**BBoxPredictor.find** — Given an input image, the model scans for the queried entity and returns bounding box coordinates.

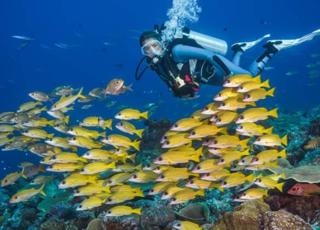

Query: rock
[103,216,140,230]
[86,218,105,230]
[40,218,65,230]
[262,210,312,230]
[213,199,269,230]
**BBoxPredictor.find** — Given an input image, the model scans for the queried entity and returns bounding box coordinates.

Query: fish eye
[61,181,66,184]
[118,113,121,116]
[107,198,112,202]
[221,103,225,106]
[245,94,250,98]
[145,163,150,168]
[13,196,18,200]
[176,223,181,227]
[217,119,221,122]
[225,80,230,84]
[213,140,217,144]
[218,93,221,97]
[205,173,210,176]
[204,106,208,110]
[256,138,261,141]
[164,192,168,195]
[222,181,227,185]
[4,179,7,183]
[196,166,201,170]
[107,211,111,214]
[239,126,243,129]
[75,189,79,193]
[256,178,261,182]
[189,179,194,184]
[191,131,196,135]
[234,195,239,199]
[172,198,176,201]
[242,192,246,196]
[79,205,82,208]
[160,175,164,179]
[239,86,243,89]
[174,124,178,128]
[132,174,137,179]
[239,115,244,120]
[165,141,170,145]
[220,159,225,163]
[51,156,56,159]
[119,122,123,126]
[150,189,154,192]
[252,157,258,162]
[240,159,245,163]
[158,157,163,161]
[163,136,168,140]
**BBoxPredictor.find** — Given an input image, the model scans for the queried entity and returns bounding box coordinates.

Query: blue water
[0,0,320,175]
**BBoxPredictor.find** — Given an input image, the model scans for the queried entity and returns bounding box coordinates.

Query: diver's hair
[139,31,161,46]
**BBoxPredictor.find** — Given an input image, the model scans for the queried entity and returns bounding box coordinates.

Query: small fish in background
[54,43,71,49]
[285,71,298,76]
[310,53,320,58]
[306,62,320,68]
[264,66,275,71]
[52,85,75,97]
[11,35,34,41]
[28,91,50,102]
[103,41,112,46]
[88,87,105,99]
[105,78,133,95]
[81,104,93,110]
[288,183,320,196]
[106,100,117,108]
[172,220,202,230]
[308,70,320,79]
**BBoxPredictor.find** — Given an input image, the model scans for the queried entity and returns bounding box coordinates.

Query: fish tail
[133,208,142,215]
[109,162,116,169]
[48,133,54,139]
[135,189,144,197]
[103,119,113,130]
[64,116,70,125]
[240,138,250,149]
[279,149,287,158]
[219,127,228,135]
[265,127,273,134]
[131,140,141,151]
[268,108,278,118]
[77,87,86,99]
[275,182,285,192]
[39,184,46,196]
[261,79,270,88]
[253,75,261,82]
[281,135,288,146]
[135,129,144,138]
[141,111,149,120]
[126,83,134,92]
[197,189,205,196]
[267,87,275,97]
[79,157,88,163]
[247,101,256,107]
[245,174,255,182]
[242,148,250,156]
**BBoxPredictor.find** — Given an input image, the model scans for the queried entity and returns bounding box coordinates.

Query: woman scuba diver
[136,25,320,98]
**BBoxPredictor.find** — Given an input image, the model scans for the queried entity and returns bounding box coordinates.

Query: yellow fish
[73,181,110,196]
[104,172,132,186]
[128,170,158,183]
[254,175,285,191]
[201,103,219,115]
[82,149,114,161]
[235,188,268,202]
[0,125,15,132]
[22,129,53,139]
[1,171,22,187]
[68,136,103,149]
[236,107,278,123]
[170,189,204,205]
[45,137,76,150]
[156,167,196,182]
[214,87,239,101]
[115,108,148,120]
[76,195,107,211]
[223,74,261,88]
[161,185,185,200]
[10,184,46,203]
[23,118,55,128]
[191,110,211,120]
[217,149,250,165]
[80,116,112,130]
[49,152,87,164]
[200,169,230,181]
[47,110,70,124]
[218,96,256,111]
[205,135,249,149]
[148,182,175,195]
[185,178,212,190]
[253,134,288,147]
[154,147,202,165]
[106,189,144,204]
[236,123,273,137]
[171,118,203,132]
[67,126,106,139]
[47,163,84,172]
[161,133,192,148]
[50,87,86,111]
[173,220,202,230]
[18,101,42,112]
[243,87,275,102]
[237,79,270,93]
[188,123,226,139]
[102,134,140,151]
[59,173,98,189]
[251,149,287,165]
[221,172,255,188]
[115,121,144,138]
[192,159,222,173]
[105,205,141,217]
[80,161,116,175]
[210,111,238,126]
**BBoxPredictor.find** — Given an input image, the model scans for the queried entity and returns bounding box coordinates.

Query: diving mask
[141,39,164,57]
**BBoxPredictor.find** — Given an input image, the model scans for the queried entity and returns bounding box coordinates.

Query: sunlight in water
[161,0,202,45]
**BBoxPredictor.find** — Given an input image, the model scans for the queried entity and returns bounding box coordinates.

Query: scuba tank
[181,27,228,55]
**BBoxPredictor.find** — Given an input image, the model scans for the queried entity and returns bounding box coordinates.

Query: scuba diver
[136,26,320,98]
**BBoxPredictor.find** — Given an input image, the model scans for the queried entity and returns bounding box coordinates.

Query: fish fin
[39,165,46,173]
[253,75,261,82]
[239,138,250,149]
[281,135,288,146]
[64,116,70,125]
[135,129,144,138]
[261,79,270,88]
[265,127,273,134]
[268,108,278,118]
[141,111,149,120]
[135,189,144,197]
[48,134,54,139]
[275,182,285,192]
[245,174,255,182]
[77,87,86,99]
[21,173,27,179]
[242,148,250,156]
[133,208,142,215]
[79,157,88,163]
[197,189,205,196]
[109,162,116,169]
[131,140,141,151]
[247,101,256,107]
[103,119,113,130]
[39,184,46,196]
[125,83,133,92]
[219,127,228,135]
[267,87,275,97]
[279,149,287,158]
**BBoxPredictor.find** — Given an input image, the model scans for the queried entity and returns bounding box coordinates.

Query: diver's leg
[231,34,271,65]
[249,46,277,76]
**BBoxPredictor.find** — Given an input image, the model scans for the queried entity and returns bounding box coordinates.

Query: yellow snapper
[47,163,84,172]
[115,108,148,120]
[192,159,222,173]
[171,118,203,132]
[217,149,250,165]
[102,134,140,151]
[22,128,53,139]
[156,167,196,182]
[191,110,211,121]
[105,205,142,217]
[254,175,285,191]
[161,185,185,200]
[68,136,103,149]
[28,91,50,102]
[45,137,76,150]
[218,96,256,111]
[170,189,204,205]
[214,88,240,101]
[236,107,278,123]
[59,173,98,189]
[50,87,86,111]
[80,161,116,175]
[205,135,249,149]
[221,172,255,188]
[73,180,110,196]
[223,74,261,88]
[201,103,219,115]
[161,133,192,148]
[76,195,107,211]
[185,178,213,190]
[154,147,203,165]
[200,169,230,181]
[82,149,114,161]
[67,126,105,139]
[1,171,22,187]
[128,170,158,183]
[243,87,275,102]
[251,149,287,165]
[105,189,144,204]
[253,134,288,147]
[22,117,55,128]
[115,121,144,138]
[236,123,273,137]
[104,172,132,186]
[235,188,268,202]
[148,182,175,195]
[172,220,202,230]
[210,111,238,126]
[80,116,112,130]
[237,79,270,93]
[18,101,42,112]
[49,152,87,164]
[10,184,45,203]
[188,123,226,139]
